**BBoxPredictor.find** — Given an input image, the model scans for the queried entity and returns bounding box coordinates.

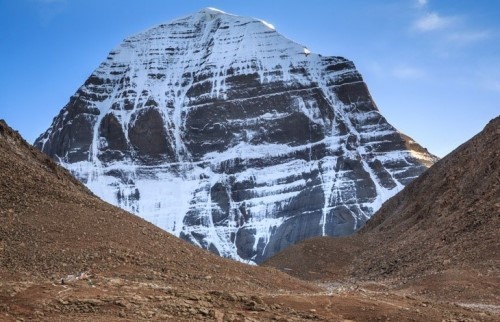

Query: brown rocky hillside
[356,116,499,279]
[264,117,499,318]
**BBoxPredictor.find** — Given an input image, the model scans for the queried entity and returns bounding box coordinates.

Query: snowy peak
[187,7,274,31]
[35,8,437,264]
[194,7,234,21]
[201,7,228,14]
[117,6,307,76]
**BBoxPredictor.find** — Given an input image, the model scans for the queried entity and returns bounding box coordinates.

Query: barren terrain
[1,117,498,321]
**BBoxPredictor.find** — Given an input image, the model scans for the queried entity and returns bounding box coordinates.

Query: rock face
[35,8,437,263]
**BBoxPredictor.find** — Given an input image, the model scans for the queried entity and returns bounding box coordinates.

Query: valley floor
[1,269,498,321]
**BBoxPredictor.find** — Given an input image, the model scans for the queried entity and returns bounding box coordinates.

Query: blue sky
[0,0,498,157]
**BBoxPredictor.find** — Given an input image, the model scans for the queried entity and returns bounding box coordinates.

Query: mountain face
[35,8,437,263]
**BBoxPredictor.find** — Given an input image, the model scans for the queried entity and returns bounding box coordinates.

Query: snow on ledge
[257,19,275,30]
[205,7,227,14]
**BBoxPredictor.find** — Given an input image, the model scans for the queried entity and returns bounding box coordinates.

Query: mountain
[264,117,499,284]
[34,7,437,263]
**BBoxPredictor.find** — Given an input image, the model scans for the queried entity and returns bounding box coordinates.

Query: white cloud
[446,30,491,45]
[412,9,491,50]
[392,66,426,80]
[416,0,428,7]
[413,12,456,32]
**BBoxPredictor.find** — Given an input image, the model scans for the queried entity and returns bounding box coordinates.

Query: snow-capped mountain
[35,8,437,263]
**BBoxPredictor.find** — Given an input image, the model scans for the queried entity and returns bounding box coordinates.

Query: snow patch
[257,19,275,30]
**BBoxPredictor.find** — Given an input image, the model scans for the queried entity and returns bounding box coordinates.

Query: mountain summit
[35,8,437,263]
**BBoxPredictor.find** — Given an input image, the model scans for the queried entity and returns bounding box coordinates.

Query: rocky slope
[264,117,500,316]
[355,116,499,279]
[35,8,437,263]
